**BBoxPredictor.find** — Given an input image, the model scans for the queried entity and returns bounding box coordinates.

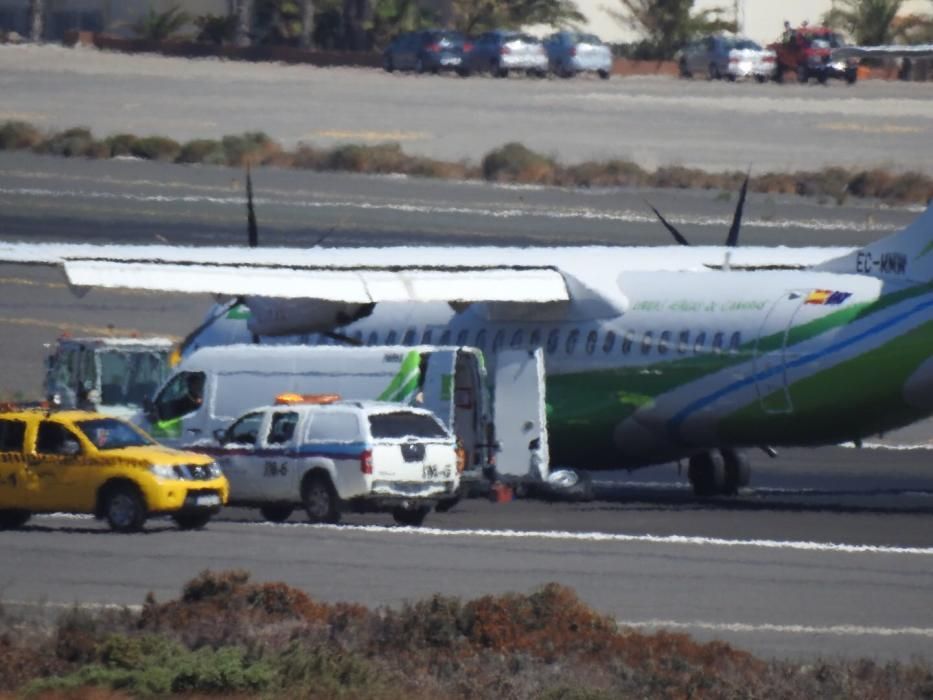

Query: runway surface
[1,43,932,174]
[2,51,933,665]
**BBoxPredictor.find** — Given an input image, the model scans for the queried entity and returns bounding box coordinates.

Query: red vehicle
[769,26,858,84]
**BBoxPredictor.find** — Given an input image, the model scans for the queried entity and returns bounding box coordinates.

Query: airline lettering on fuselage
[634,300,769,313]
[856,250,907,276]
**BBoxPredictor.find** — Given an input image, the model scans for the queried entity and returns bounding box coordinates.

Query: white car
[201,398,461,526]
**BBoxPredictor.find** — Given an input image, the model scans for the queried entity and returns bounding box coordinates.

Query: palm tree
[822,0,912,45]
[608,0,735,60]
[132,5,192,41]
[300,0,314,48]
[235,0,253,46]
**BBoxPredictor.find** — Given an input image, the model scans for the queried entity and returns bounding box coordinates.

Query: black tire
[494,60,507,78]
[173,511,212,530]
[392,506,429,527]
[817,71,828,85]
[0,509,30,530]
[302,474,340,524]
[845,68,857,85]
[545,469,594,502]
[457,66,471,77]
[260,504,294,523]
[383,55,395,73]
[774,65,785,83]
[687,452,726,498]
[679,59,691,79]
[415,57,425,74]
[103,484,146,533]
[708,63,720,80]
[796,65,809,83]
[755,74,767,84]
[598,69,610,80]
[721,449,751,496]
[434,496,460,513]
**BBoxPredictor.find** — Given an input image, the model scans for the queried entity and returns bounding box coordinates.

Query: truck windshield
[76,418,155,450]
[368,412,448,439]
[99,349,169,407]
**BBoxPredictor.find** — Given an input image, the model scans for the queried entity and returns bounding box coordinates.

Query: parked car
[0,406,228,532]
[769,26,858,84]
[197,397,462,527]
[462,30,548,77]
[677,34,776,82]
[383,30,469,74]
[544,31,612,79]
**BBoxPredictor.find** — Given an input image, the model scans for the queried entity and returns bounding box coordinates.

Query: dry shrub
[796,166,852,202]
[653,165,724,190]
[39,128,103,158]
[325,143,411,173]
[0,120,43,150]
[177,138,226,165]
[104,134,138,157]
[560,159,648,188]
[482,142,556,184]
[222,132,281,167]
[291,144,328,170]
[130,135,181,162]
[884,171,933,204]
[752,172,799,195]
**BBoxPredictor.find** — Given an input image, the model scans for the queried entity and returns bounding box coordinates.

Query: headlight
[206,462,224,479]
[150,464,182,480]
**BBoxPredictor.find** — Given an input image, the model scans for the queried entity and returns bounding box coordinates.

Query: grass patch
[0,570,931,699]
[0,120,930,205]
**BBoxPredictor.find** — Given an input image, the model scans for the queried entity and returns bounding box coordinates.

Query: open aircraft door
[493,348,549,481]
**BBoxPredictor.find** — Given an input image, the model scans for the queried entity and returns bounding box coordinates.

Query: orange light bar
[274,393,342,406]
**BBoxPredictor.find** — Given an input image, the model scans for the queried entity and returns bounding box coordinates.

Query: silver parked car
[462,30,548,78]
[677,34,776,82]
[544,31,612,79]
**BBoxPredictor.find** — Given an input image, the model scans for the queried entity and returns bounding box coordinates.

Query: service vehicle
[677,34,776,82]
[198,396,460,526]
[770,26,857,84]
[544,31,612,79]
[0,406,228,532]
[383,30,470,74]
[462,30,548,77]
[44,336,173,417]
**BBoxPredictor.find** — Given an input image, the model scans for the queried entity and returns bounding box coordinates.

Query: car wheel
[845,68,858,85]
[383,55,394,73]
[679,58,691,78]
[415,57,425,74]
[598,69,610,80]
[302,474,340,524]
[755,74,767,83]
[494,60,507,78]
[259,504,294,523]
[796,65,809,83]
[708,62,720,80]
[457,66,471,77]
[392,506,429,527]
[104,484,146,533]
[774,65,785,83]
[173,511,212,530]
[817,71,828,85]
[0,509,30,530]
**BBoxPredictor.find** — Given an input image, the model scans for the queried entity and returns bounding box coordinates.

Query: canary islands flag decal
[806,289,851,305]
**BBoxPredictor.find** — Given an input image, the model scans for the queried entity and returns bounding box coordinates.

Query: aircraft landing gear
[688,449,750,497]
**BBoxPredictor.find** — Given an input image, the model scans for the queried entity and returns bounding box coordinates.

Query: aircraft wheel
[720,449,751,495]
[687,451,726,497]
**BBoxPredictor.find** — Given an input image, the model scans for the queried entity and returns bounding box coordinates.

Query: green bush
[178,138,226,164]
[131,135,182,161]
[0,120,43,150]
[106,133,139,157]
[222,131,279,166]
[38,127,105,158]
[325,142,409,173]
[482,142,556,183]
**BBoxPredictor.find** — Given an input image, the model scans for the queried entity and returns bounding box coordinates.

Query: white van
[196,398,460,526]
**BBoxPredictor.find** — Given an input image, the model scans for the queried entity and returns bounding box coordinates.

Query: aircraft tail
[815,204,933,283]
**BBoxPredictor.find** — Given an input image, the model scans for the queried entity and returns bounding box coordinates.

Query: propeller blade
[725,173,750,247]
[246,166,258,248]
[647,202,690,246]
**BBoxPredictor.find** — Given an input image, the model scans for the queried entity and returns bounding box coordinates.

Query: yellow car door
[29,420,97,512]
[0,417,31,509]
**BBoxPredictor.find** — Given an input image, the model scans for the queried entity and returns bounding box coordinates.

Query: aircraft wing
[833,44,933,59]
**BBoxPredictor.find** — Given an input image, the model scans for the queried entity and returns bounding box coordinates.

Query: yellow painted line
[307,129,432,142]
[817,123,924,135]
[0,316,179,340]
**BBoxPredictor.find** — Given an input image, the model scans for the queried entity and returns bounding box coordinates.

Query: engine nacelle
[246,297,375,337]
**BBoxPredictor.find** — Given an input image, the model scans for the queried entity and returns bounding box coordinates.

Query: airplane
[2,176,932,497]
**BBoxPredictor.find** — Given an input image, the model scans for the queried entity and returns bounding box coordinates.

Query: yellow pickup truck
[0,407,228,532]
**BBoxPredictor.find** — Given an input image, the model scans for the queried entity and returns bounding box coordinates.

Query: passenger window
[475,329,487,350]
[440,329,452,345]
[492,330,505,353]
[36,422,82,456]
[712,332,725,354]
[529,329,542,348]
[566,329,579,355]
[694,332,707,354]
[421,329,433,345]
[621,330,635,354]
[546,329,560,354]
[385,330,398,345]
[585,330,597,355]
[641,331,654,354]
[0,419,26,451]
[658,331,671,355]
[267,411,298,445]
[729,331,742,354]
[510,329,524,348]
[602,331,616,354]
[225,412,264,446]
[153,371,206,422]
[456,329,469,346]
[305,411,361,443]
[367,331,379,346]
[402,329,416,346]
[678,330,690,354]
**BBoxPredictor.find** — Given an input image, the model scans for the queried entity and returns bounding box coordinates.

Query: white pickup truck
[198,397,461,526]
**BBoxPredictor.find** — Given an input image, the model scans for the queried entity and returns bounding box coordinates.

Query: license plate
[195,494,221,507]
[441,56,460,65]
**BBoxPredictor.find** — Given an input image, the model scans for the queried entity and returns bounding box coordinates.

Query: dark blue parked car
[383,30,470,74]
